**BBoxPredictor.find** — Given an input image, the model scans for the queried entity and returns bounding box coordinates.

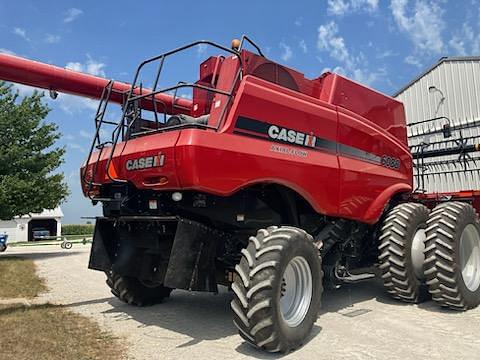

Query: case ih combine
[1,37,480,353]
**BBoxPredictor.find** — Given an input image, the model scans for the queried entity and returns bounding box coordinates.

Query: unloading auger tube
[0,53,192,115]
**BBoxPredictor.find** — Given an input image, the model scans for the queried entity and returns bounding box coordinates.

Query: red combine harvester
[1,37,480,353]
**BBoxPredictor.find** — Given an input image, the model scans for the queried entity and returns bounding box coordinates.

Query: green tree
[0,82,69,220]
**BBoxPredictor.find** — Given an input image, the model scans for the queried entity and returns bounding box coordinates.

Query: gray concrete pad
[3,245,480,359]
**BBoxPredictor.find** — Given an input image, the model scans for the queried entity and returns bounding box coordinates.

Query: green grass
[0,303,125,360]
[0,257,47,298]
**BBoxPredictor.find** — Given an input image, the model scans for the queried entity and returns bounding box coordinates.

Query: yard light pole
[428,85,446,116]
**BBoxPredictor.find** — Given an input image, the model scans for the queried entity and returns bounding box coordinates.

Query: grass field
[0,257,46,298]
[0,255,125,359]
[0,303,123,360]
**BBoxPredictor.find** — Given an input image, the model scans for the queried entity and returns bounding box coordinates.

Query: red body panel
[0,49,413,225]
[83,70,412,224]
[412,191,480,214]
[320,73,408,145]
[337,107,412,222]
[176,71,341,215]
[83,131,182,191]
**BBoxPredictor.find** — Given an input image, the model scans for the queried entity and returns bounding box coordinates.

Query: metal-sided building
[0,207,63,243]
[394,57,480,193]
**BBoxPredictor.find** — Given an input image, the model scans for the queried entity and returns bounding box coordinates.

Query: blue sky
[1,0,479,223]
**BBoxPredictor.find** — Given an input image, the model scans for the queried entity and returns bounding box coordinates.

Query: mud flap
[164,218,220,292]
[88,218,114,271]
[88,217,176,281]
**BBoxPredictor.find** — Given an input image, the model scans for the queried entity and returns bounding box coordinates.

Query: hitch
[334,265,376,284]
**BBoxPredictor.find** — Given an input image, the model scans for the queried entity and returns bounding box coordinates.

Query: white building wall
[56,219,62,239]
[0,207,63,243]
[0,220,19,243]
[0,219,29,243]
[395,59,480,193]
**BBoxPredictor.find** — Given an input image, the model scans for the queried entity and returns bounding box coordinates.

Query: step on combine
[1,36,479,353]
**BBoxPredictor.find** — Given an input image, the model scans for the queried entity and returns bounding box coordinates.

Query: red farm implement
[1,37,479,353]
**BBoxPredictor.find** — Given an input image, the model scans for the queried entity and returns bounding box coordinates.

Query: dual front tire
[424,202,480,309]
[379,201,480,310]
[378,202,430,303]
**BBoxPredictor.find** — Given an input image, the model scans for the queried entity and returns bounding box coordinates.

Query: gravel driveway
[6,244,480,360]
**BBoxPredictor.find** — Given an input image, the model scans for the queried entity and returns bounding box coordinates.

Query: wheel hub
[460,224,480,292]
[411,228,426,281]
[279,256,312,327]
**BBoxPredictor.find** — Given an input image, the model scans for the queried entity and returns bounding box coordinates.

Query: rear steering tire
[378,203,430,303]
[231,226,323,353]
[106,271,172,307]
[424,202,480,310]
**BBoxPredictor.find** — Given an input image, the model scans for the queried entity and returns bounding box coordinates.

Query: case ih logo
[125,154,165,171]
[267,125,317,148]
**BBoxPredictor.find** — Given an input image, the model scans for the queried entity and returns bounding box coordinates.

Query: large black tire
[378,203,430,303]
[231,226,323,353]
[424,202,480,310]
[316,219,351,256]
[0,243,6,252]
[316,219,353,289]
[106,271,172,307]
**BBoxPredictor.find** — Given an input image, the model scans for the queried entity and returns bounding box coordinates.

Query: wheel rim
[279,256,312,327]
[411,228,426,280]
[460,224,480,292]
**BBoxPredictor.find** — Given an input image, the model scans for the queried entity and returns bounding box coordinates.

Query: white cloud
[64,8,83,23]
[405,55,422,67]
[299,39,308,54]
[449,37,466,56]
[328,0,349,15]
[327,0,379,15]
[352,67,386,86]
[449,24,480,56]
[79,130,92,139]
[65,62,83,72]
[317,21,382,86]
[45,34,61,44]
[390,0,445,53]
[66,56,106,77]
[13,27,30,41]
[376,50,396,59]
[317,22,351,65]
[55,94,99,115]
[294,17,303,26]
[280,42,293,62]
[68,142,86,153]
[0,48,15,55]
[197,44,207,56]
